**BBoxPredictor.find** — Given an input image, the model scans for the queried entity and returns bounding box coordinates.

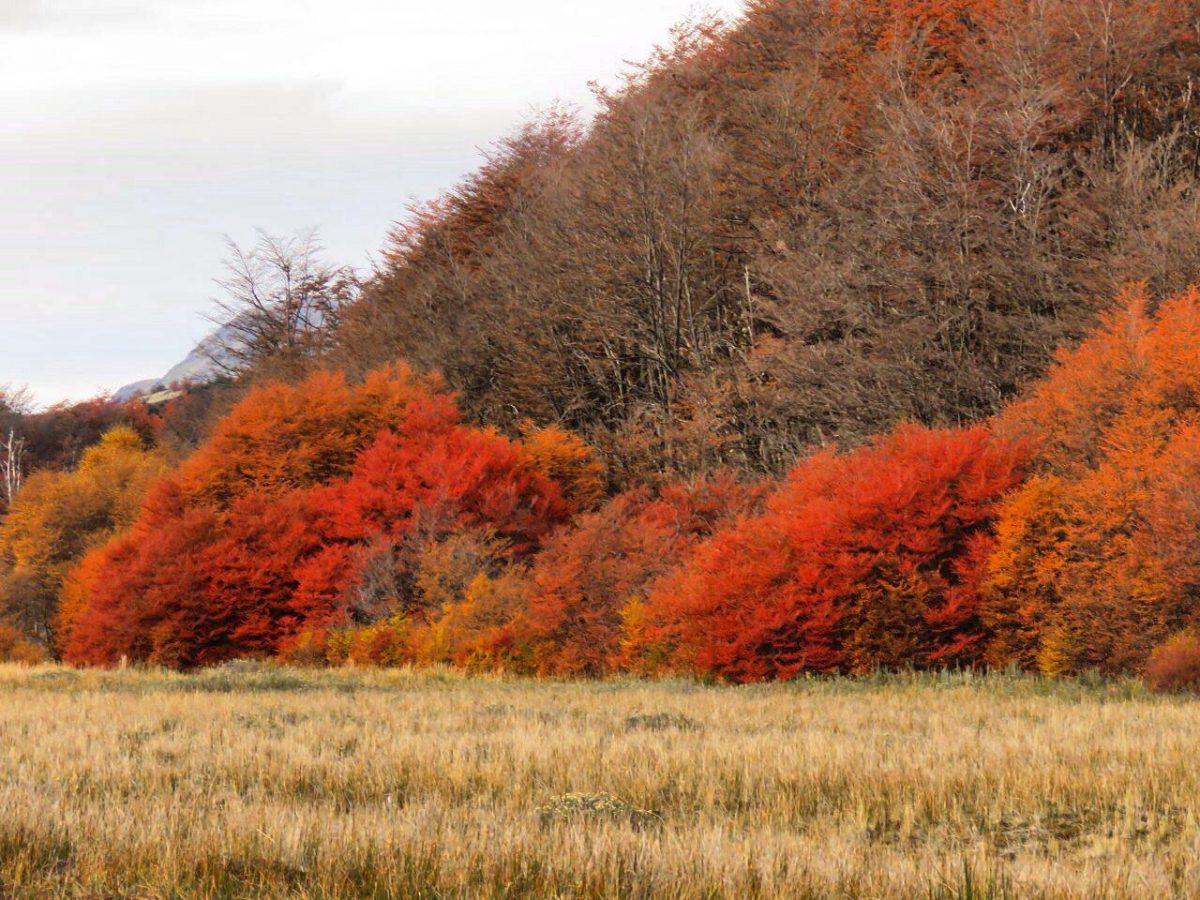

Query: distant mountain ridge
[114,324,241,401]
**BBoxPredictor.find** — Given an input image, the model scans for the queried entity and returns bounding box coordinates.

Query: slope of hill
[330,0,1200,480]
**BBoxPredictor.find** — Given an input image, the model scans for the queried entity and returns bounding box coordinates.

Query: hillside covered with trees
[6,0,1200,682]
[332,0,1200,479]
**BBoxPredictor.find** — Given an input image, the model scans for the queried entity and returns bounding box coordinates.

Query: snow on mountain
[114,323,243,402]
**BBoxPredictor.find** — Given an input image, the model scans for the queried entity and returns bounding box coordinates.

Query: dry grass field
[0,664,1198,898]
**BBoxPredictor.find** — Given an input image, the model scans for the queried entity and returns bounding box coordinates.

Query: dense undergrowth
[8,0,1200,683]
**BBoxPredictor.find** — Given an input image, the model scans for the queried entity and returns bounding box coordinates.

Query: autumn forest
[7,0,1200,686]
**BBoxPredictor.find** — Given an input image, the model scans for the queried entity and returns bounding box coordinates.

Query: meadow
[0,664,1197,898]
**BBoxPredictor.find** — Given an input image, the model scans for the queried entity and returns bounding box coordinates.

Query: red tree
[62,370,574,669]
[520,474,764,676]
[646,425,1029,681]
[289,426,573,627]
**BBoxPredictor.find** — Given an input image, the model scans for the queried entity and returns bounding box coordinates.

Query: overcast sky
[2,0,744,406]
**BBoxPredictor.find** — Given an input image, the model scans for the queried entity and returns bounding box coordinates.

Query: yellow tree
[518,423,606,514]
[0,427,168,648]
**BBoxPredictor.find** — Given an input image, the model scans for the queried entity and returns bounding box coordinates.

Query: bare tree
[330,0,1200,479]
[208,230,359,376]
[0,387,32,509]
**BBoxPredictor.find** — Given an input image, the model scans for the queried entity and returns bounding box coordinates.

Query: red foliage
[646,425,1029,681]
[62,370,573,668]
[62,482,221,668]
[312,427,569,552]
[289,427,572,623]
[520,474,764,676]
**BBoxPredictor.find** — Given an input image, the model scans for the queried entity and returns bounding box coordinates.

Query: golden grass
[0,663,1197,898]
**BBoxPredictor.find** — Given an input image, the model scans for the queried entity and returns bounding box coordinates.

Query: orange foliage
[831,0,998,79]
[518,423,606,513]
[986,287,1200,674]
[52,283,1200,679]
[1,426,168,649]
[58,288,1200,680]
[418,568,533,670]
[978,475,1070,669]
[22,4,1200,684]
[55,546,113,657]
[0,623,46,665]
[276,628,333,667]
[1144,631,1200,693]
[176,364,454,507]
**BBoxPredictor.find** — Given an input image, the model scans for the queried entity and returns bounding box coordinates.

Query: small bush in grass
[624,711,699,732]
[536,792,662,829]
[0,625,46,665]
[210,659,267,675]
[1145,632,1200,693]
[188,659,310,693]
[277,629,332,667]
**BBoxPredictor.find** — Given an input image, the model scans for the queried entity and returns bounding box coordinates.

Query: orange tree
[984,287,1200,674]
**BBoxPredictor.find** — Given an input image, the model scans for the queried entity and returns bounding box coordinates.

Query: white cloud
[0,0,170,32]
[0,0,745,404]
